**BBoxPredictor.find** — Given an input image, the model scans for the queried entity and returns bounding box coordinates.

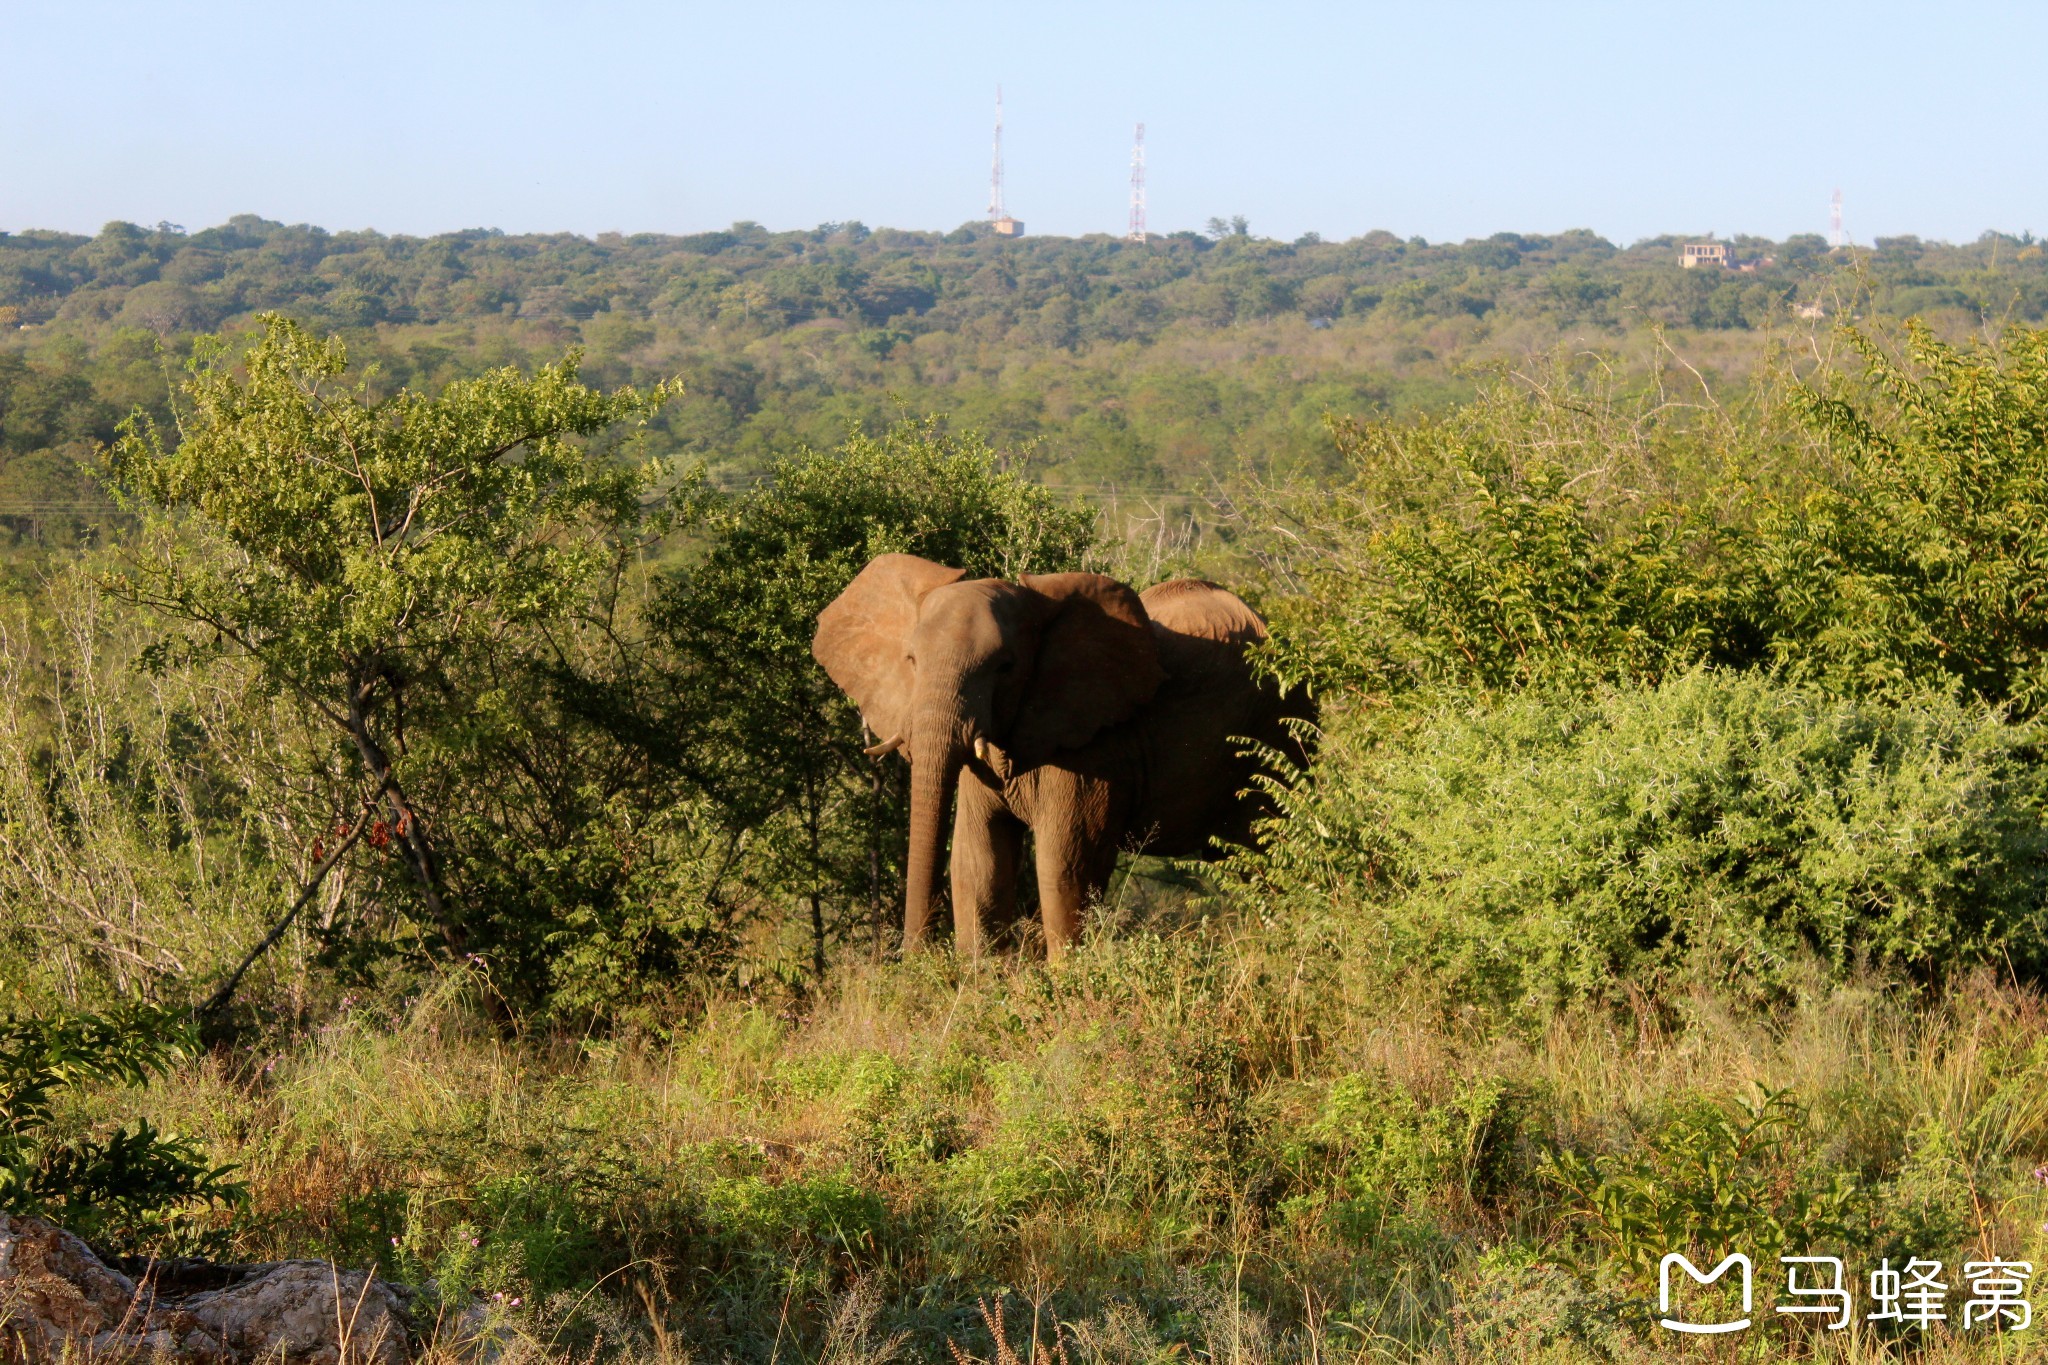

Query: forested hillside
[4,216,2044,526]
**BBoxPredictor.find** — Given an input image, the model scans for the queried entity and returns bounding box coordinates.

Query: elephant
[812,553,1314,958]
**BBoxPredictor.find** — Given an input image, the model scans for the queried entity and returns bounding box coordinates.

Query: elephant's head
[813,554,1165,947]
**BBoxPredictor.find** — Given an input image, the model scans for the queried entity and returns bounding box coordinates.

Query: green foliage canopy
[1267,323,2048,721]
[1240,671,2048,1013]
[1247,323,2048,1012]
[1759,322,2048,710]
[108,315,672,954]
[1264,404,1758,698]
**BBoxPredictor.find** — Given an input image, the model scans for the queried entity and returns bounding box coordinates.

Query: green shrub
[1274,1070,1528,1265]
[704,1172,893,1271]
[1759,322,2048,713]
[1313,1073,1525,1214]
[1239,671,2048,1011]
[1544,1088,1865,1277]
[1264,323,2048,722]
[841,1051,971,1172]
[1263,400,1755,700]
[0,1000,243,1253]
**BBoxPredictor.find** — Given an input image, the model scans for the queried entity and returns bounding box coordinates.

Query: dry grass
[58,918,2044,1363]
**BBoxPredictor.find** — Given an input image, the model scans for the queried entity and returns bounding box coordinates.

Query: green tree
[108,316,671,961]
[1260,380,1761,701]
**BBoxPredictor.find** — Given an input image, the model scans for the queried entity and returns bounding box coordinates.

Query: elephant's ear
[813,554,965,742]
[1009,572,1165,769]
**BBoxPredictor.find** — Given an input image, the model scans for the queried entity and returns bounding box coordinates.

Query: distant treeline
[0,215,2043,534]
[8,215,2046,339]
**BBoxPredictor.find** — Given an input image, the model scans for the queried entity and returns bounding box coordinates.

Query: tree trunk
[345,687,462,951]
[805,770,826,980]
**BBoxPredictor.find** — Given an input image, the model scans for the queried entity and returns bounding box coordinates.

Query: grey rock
[0,1214,409,1363]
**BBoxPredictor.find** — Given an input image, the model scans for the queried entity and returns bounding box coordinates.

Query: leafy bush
[1254,350,1788,704]
[1263,410,1756,699]
[0,563,286,1010]
[1267,323,2048,731]
[1758,322,2048,712]
[704,1173,892,1270]
[1239,670,2048,1011]
[109,316,685,1015]
[1544,1088,1865,1276]
[0,1000,243,1252]
[1280,1072,1528,1247]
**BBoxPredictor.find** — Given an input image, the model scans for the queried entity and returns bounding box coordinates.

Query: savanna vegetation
[2,215,2048,1363]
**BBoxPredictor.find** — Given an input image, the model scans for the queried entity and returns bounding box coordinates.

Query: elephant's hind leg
[951,773,1023,958]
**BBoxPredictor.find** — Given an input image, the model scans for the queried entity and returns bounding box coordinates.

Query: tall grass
[72,917,2048,1363]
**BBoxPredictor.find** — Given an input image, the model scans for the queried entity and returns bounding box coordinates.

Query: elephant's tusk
[975,737,1013,780]
[863,734,905,758]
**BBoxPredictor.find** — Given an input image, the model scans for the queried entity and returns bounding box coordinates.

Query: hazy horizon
[2,213,2017,252]
[8,0,2044,246]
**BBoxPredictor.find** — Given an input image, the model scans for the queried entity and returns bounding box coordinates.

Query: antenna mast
[1830,188,1845,248]
[1127,122,1147,242]
[989,87,1005,221]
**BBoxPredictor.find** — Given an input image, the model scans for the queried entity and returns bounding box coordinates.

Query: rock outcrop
[0,1214,410,1364]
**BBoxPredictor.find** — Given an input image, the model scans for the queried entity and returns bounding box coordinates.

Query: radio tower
[986,88,1023,235]
[1830,188,1845,249]
[989,87,1005,222]
[1127,122,1148,242]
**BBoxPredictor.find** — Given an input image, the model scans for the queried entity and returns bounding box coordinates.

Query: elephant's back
[1139,580,1266,694]
[1128,580,1296,857]
[1140,579,1266,650]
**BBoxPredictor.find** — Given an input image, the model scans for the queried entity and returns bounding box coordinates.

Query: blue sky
[6,0,2042,245]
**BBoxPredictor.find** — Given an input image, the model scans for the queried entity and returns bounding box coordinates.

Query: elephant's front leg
[1029,769,1124,960]
[950,771,1023,958]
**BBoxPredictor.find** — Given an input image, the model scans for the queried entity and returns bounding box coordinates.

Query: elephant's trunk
[902,713,968,951]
